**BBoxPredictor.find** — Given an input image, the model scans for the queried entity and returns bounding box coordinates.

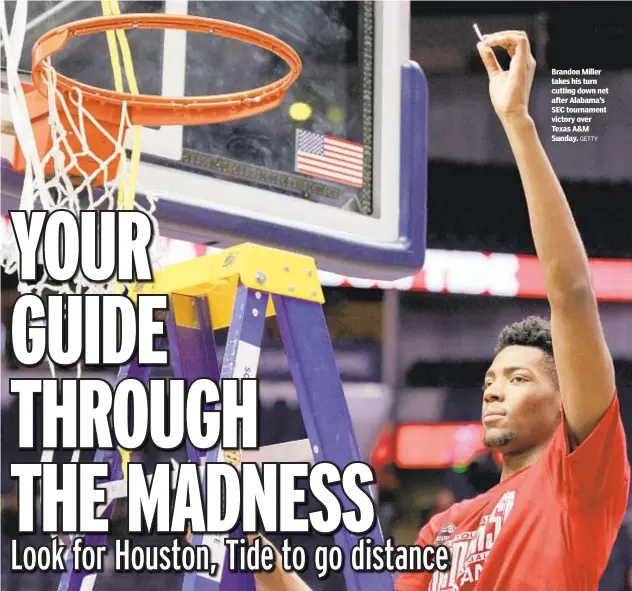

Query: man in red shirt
[395,29,630,591]
[252,30,630,591]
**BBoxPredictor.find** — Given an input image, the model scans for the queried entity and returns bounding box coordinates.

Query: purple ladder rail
[273,294,395,591]
[58,358,153,591]
[183,285,267,591]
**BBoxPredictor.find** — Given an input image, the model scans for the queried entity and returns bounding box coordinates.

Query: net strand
[1,0,166,520]
[1,1,165,301]
[0,0,53,212]
[102,0,144,476]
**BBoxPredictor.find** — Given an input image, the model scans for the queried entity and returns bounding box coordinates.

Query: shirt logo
[435,523,456,546]
[430,491,515,591]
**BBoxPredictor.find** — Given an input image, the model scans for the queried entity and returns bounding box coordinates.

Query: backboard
[0,0,427,279]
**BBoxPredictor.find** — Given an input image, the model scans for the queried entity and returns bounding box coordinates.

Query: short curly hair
[496,315,553,357]
[495,316,557,384]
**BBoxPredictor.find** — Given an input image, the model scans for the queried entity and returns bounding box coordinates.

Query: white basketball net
[1,0,167,539]
[0,0,166,301]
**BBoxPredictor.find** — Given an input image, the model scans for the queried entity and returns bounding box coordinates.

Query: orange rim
[31,13,302,126]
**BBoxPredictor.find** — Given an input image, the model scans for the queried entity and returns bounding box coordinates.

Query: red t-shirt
[396,395,630,591]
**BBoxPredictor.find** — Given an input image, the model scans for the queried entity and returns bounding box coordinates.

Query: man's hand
[477,31,536,124]
[248,535,312,591]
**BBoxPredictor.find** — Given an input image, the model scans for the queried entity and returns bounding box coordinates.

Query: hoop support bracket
[129,242,325,330]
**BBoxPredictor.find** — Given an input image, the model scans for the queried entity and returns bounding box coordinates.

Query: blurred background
[2,1,632,590]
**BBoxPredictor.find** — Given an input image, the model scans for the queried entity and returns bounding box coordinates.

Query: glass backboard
[1,0,427,278]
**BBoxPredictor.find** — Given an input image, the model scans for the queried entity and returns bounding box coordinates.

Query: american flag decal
[295,129,364,188]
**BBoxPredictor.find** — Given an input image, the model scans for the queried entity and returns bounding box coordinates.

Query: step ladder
[59,242,395,591]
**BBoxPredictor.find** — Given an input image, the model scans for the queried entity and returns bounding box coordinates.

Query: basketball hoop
[1,8,302,300]
[12,13,302,187]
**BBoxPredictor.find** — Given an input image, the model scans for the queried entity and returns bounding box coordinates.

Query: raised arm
[477,31,615,445]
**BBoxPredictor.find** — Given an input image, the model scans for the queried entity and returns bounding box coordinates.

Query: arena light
[288,102,312,121]
[327,105,344,124]
[393,423,486,470]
